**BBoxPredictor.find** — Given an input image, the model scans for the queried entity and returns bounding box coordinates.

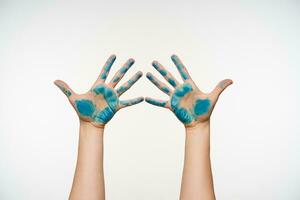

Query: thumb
[54,80,75,98]
[211,79,233,100]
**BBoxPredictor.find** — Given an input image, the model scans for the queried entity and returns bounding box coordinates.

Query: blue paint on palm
[194,99,210,116]
[174,107,193,124]
[94,107,114,123]
[170,83,193,124]
[93,85,119,112]
[171,83,211,124]
[74,85,118,124]
[75,99,95,117]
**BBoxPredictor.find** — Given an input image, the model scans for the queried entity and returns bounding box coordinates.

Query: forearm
[69,121,105,200]
[180,122,215,200]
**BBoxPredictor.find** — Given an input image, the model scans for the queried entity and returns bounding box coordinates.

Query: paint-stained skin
[145,98,167,107]
[120,97,144,107]
[116,71,142,95]
[161,87,170,94]
[152,61,178,87]
[146,72,171,95]
[170,83,211,124]
[171,55,189,80]
[100,55,116,80]
[194,99,211,116]
[54,55,144,127]
[57,84,72,97]
[111,59,135,84]
[146,55,232,126]
[75,99,95,117]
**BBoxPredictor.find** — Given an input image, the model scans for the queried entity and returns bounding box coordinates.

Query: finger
[54,80,75,97]
[145,97,168,108]
[211,79,233,100]
[109,58,135,87]
[171,54,191,81]
[99,54,116,82]
[146,72,172,95]
[119,97,144,109]
[116,71,143,96]
[152,61,180,88]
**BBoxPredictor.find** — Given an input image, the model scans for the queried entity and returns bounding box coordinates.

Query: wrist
[79,120,105,134]
[185,121,210,132]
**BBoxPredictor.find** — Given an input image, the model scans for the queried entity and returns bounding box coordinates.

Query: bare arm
[180,122,214,200]
[54,55,143,200]
[145,55,232,200]
[69,121,105,200]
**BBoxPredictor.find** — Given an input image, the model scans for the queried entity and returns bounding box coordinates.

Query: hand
[145,55,232,127]
[54,55,144,128]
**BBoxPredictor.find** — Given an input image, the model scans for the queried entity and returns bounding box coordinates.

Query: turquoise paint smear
[117,86,126,94]
[171,55,189,80]
[171,96,180,108]
[152,62,167,76]
[93,85,105,94]
[92,85,119,111]
[146,73,154,81]
[100,72,108,79]
[174,107,193,124]
[58,85,72,97]
[168,78,177,87]
[122,97,144,107]
[94,107,114,123]
[128,79,134,85]
[75,99,95,117]
[145,98,166,107]
[101,55,116,79]
[173,83,192,97]
[103,88,119,111]
[120,67,129,73]
[113,76,121,83]
[170,83,195,124]
[162,87,170,94]
[193,98,211,116]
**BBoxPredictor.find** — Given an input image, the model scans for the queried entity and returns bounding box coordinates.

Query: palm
[55,55,143,128]
[146,55,232,127]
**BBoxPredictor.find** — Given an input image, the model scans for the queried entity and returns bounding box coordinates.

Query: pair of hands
[54,55,232,128]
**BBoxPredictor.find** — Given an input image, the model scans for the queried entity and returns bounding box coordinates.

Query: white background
[1,0,300,199]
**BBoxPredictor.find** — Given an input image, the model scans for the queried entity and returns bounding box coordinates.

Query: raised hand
[54,55,143,128]
[145,55,232,127]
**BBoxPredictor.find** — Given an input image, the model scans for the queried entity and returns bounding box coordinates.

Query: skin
[145,55,233,200]
[54,55,143,200]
